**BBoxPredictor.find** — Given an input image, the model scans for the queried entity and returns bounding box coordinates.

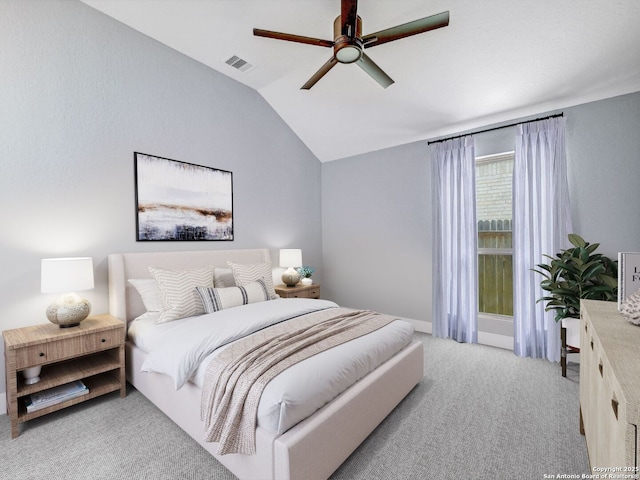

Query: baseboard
[477,331,513,350]
[404,318,514,351]
[408,318,431,334]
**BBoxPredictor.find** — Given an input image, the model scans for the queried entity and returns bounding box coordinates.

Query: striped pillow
[149,266,214,323]
[195,280,270,313]
[227,261,279,299]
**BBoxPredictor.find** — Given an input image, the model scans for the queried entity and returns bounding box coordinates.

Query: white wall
[0,0,322,410]
[322,92,640,342]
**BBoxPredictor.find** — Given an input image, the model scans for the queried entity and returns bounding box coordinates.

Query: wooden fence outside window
[478,221,513,316]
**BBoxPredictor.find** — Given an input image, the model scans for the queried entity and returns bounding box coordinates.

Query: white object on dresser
[580,300,640,470]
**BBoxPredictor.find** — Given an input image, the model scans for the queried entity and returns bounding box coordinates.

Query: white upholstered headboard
[108,248,272,323]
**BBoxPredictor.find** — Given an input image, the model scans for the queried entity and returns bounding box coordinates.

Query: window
[476,152,514,317]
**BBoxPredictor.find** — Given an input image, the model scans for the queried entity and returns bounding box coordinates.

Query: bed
[108,248,423,480]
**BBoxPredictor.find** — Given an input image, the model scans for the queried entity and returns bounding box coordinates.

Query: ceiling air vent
[224,55,253,73]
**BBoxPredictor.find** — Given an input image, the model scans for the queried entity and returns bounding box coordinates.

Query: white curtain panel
[431,136,478,343]
[513,117,572,361]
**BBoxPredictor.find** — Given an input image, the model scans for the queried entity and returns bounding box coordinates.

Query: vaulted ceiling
[80,0,640,162]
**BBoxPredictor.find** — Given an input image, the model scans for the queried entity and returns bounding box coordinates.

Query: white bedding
[128,298,414,435]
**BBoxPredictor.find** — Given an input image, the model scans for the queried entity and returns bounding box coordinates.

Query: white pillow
[149,266,214,323]
[195,279,270,313]
[213,267,236,288]
[132,311,161,324]
[227,261,279,299]
[128,278,163,312]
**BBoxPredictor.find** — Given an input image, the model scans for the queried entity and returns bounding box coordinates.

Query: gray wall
[322,142,432,322]
[322,91,640,339]
[0,0,322,403]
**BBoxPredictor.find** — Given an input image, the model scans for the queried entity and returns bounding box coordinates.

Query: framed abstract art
[134,152,233,241]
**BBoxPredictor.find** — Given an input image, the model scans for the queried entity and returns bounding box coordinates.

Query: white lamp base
[281,267,301,287]
[46,293,91,328]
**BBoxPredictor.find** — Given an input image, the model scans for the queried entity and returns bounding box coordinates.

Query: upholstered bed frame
[108,248,424,480]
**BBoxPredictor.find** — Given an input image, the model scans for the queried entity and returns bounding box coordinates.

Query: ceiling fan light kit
[333,15,363,64]
[253,0,449,90]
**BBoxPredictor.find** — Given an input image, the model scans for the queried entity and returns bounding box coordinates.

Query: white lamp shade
[279,249,302,268]
[41,257,95,294]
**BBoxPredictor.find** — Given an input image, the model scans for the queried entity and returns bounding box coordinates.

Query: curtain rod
[427,113,564,145]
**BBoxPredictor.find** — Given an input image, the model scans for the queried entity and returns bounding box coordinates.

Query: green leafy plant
[533,233,618,322]
[296,266,315,278]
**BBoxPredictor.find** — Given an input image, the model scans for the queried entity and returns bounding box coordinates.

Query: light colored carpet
[0,333,588,480]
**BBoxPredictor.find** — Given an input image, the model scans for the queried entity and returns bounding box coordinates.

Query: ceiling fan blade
[253,28,334,48]
[301,56,339,90]
[357,53,394,88]
[362,11,449,48]
[341,0,358,37]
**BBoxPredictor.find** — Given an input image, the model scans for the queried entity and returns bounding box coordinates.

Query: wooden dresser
[580,300,640,470]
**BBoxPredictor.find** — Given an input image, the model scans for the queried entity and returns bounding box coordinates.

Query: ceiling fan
[253,0,449,90]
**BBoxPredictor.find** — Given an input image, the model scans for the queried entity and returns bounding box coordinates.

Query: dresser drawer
[596,359,628,468]
[15,328,122,369]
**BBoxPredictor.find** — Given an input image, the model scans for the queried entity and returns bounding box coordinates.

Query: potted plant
[533,233,618,375]
[534,233,618,321]
[296,266,315,285]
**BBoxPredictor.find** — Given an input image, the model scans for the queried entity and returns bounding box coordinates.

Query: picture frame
[618,252,640,309]
[134,152,233,241]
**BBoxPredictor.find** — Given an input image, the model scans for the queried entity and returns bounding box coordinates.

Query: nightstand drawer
[81,328,122,352]
[15,345,49,369]
[275,284,321,299]
[298,286,320,298]
[15,329,121,369]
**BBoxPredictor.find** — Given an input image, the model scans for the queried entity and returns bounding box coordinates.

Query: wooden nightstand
[275,283,321,299]
[3,314,126,438]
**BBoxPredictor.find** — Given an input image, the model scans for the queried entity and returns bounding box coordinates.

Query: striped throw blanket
[200,307,396,455]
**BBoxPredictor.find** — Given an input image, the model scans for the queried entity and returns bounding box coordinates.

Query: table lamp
[41,257,94,327]
[279,249,302,287]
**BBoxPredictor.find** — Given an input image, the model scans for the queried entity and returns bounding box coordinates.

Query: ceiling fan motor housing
[333,15,363,63]
[253,3,449,89]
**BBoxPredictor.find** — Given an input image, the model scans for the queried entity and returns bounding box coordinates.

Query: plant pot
[301,278,313,286]
[562,317,580,349]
